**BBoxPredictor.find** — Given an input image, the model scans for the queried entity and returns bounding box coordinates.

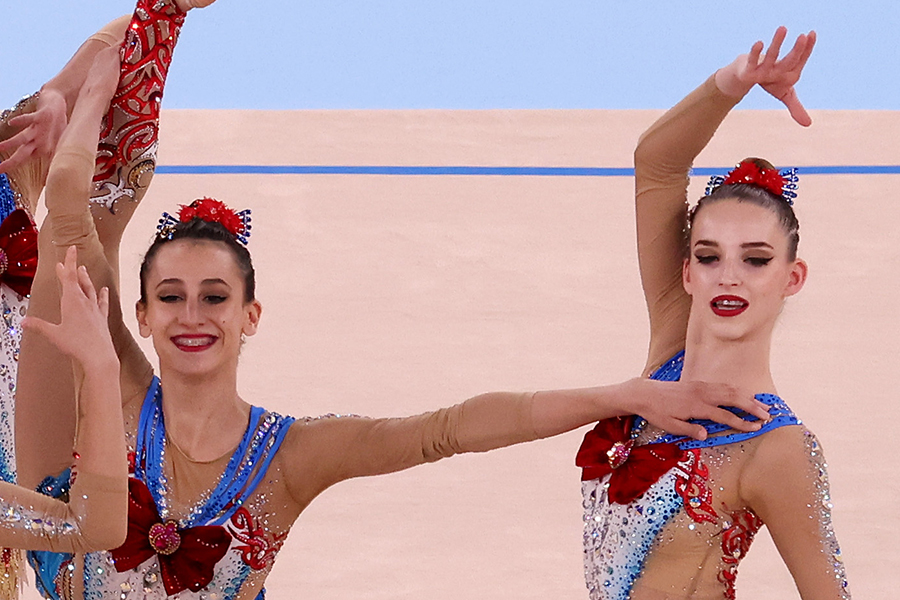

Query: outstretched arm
[283,378,770,507]
[0,246,127,553]
[635,27,815,374]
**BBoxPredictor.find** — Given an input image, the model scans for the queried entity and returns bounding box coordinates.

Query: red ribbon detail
[110,478,232,595]
[576,417,685,504]
[0,209,38,296]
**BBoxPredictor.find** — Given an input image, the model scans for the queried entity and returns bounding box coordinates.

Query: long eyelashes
[693,254,773,267]
[746,257,773,267]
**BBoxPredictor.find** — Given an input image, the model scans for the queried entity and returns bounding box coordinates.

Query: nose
[179,297,205,325]
[718,257,742,287]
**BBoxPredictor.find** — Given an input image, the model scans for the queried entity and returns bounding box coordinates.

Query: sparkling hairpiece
[705,161,799,206]
[157,197,252,245]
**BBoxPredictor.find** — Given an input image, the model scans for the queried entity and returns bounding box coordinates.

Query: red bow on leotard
[110,478,232,595]
[576,417,684,504]
[0,209,38,296]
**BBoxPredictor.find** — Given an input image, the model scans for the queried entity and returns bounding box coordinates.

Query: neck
[157,365,250,461]
[680,316,778,396]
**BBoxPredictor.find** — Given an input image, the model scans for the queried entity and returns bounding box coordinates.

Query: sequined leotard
[577,74,851,599]
[31,373,538,600]
[579,352,848,599]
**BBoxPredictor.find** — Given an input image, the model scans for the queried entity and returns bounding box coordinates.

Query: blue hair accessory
[156,198,252,245]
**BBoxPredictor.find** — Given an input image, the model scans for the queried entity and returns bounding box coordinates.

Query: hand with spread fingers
[23,246,117,374]
[0,89,67,176]
[715,26,816,126]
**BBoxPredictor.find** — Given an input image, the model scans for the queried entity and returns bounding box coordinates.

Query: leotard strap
[641,351,802,449]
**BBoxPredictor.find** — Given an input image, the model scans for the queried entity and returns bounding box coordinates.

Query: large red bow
[576,417,685,505]
[0,209,37,296]
[110,478,232,595]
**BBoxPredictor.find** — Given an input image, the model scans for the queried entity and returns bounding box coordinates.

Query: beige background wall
[28,108,900,598]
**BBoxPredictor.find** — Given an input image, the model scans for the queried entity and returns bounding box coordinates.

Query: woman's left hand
[0,89,68,175]
[23,246,117,372]
[715,26,816,126]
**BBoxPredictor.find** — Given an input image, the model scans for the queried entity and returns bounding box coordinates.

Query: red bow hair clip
[157,198,252,244]
[705,161,798,205]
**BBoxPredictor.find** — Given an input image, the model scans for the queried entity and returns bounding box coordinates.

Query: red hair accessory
[705,161,798,205]
[157,198,252,245]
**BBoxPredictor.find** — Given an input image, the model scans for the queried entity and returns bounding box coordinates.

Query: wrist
[602,379,640,418]
[714,66,753,99]
[78,351,120,377]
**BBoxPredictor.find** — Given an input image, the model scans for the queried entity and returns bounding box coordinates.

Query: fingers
[77,265,99,304]
[704,406,763,433]
[762,26,787,67]
[746,40,764,69]
[782,88,812,127]
[0,125,29,156]
[0,141,32,175]
[99,287,110,319]
[659,418,708,441]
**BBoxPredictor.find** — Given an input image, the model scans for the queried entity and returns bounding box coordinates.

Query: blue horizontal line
[154,165,900,176]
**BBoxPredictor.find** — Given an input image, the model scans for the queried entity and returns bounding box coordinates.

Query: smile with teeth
[710,295,749,317]
[172,335,218,351]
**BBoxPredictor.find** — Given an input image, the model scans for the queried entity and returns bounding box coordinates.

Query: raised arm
[741,426,850,599]
[0,15,130,179]
[16,47,152,491]
[636,27,815,374]
[0,246,127,553]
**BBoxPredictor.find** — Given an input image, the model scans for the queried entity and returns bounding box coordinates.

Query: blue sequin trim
[641,351,801,449]
[135,377,296,527]
[0,173,17,222]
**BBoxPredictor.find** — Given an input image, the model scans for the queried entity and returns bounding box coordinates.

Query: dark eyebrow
[155,278,232,288]
[201,278,231,287]
[693,240,774,250]
[156,278,183,288]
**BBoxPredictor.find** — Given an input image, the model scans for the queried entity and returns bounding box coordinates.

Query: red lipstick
[171,334,218,352]
[710,295,749,317]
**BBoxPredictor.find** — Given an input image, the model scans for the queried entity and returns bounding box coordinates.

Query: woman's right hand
[715,26,816,126]
[23,246,118,373]
[622,378,770,441]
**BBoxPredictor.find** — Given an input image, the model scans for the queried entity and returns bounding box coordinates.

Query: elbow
[80,495,129,552]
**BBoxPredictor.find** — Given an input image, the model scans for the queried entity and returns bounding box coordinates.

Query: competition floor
[25,107,900,598]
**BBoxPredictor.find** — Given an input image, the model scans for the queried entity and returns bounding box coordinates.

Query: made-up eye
[745,257,773,267]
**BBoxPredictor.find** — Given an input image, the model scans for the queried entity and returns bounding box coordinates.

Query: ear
[242,300,263,337]
[682,258,694,295]
[136,301,151,338]
[784,258,808,297]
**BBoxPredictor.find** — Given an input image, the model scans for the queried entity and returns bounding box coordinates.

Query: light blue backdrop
[2,1,897,110]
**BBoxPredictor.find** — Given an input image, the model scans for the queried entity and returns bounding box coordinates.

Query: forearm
[634,74,742,373]
[73,355,126,479]
[634,74,742,184]
[531,383,631,439]
[41,15,129,118]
